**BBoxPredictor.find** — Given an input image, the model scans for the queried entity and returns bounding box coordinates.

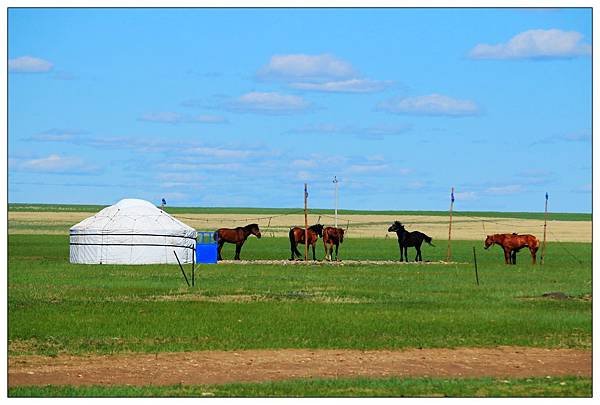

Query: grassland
[9,235,591,356]
[7,207,592,397]
[9,376,592,397]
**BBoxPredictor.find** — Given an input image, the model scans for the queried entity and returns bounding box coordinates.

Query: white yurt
[70,198,197,264]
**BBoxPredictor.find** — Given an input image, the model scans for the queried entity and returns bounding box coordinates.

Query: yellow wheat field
[8,211,591,243]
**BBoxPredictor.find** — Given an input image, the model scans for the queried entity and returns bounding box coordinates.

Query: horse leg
[335,243,339,261]
[290,241,297,260]
[503,248,511,264]
[531,247,538,265]
[312,243,316,261]
[217,240,225,261]
[416,243,423,261]
[234,243,243,260]
[511,250,517,265]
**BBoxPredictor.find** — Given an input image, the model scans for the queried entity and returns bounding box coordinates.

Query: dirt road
[9,347,591,387]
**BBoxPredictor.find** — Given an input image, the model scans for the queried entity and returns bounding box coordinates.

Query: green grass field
[9,376,591,397]
[8,229,592,396]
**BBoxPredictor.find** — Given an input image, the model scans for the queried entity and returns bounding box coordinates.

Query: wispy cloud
[24,128,87,142]
[378,94,480,117]
[290,78,394,93]
[138,112,228,124]
[516,169,555,185]
[454,191,478,201]
[258,53,356,81]
[288,122,411,139]
[11,154,99,174]
[485,184,525,195]
[186,146,255,159]
[52,70,79,80]
[469,29,591,60]
[225,92,312,114]
[9,56,53,73]
[530,129,591,146]
[258,53,392,94]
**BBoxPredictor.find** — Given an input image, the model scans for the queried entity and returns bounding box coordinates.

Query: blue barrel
[196,231,218,264]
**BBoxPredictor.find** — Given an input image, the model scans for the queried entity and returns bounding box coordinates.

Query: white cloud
[9,56,53,72]
[188,146,253,159]
[139,112,184,123]
[258,53,392,94]
[485,184,524,195]
[290,78,393,93]
[347,164,390,174]
[258,53,356,81]
[378,94,480,116]
[226,92,311,114]
[454,191,478,201]
[469,29,591,60]
[191,114,228,123]
[25,129,86,142]
[291,159,318,169]
[288,123,411,138]
[139,112,228,124]
[14,154,97,174]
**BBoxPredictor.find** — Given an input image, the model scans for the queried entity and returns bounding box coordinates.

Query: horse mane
[244,223,259,230]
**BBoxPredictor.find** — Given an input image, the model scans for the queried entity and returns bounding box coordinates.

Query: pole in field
[447,187,455,262]
[541,192,548,265]
[304,183,309,261]
[333,176,339,227]
[191,246,195,287]
[174,251,190,287]
[472,246,479,286]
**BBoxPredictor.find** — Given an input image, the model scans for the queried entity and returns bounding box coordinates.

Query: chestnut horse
[214,223,261,261]
[484,233,539,265]
[323,226,345,261]
[289,224,324,261]
[388,221,434,262]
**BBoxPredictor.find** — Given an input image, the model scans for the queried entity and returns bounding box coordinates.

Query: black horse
[388,221,435,262]
[289,224,324,261]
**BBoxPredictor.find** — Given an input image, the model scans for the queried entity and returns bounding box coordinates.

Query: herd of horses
[213,222,540,265]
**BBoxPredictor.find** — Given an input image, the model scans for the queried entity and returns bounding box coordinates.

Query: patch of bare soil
[218,259,467,266]
[8,347,591,387]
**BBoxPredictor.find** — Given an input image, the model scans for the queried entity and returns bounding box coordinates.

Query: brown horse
[323,227,345,261]
[484,233,539,265]
[289,224,324,261]
[214,223,261,261]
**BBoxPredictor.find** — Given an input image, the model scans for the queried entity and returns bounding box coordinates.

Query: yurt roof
[70,198,196,236]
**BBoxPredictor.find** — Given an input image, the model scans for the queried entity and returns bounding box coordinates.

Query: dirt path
[9,347,591,387]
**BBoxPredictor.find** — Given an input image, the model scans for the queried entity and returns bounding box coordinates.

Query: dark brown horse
[289,224,324,261]
[214,223,261,260]
[388,221,434,262]
[323,226,345,261]
[484,233,539,265]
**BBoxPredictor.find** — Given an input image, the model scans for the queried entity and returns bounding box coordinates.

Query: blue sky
[8,7,592,212]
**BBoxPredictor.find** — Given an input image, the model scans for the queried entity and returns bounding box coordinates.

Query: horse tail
[424,234,435,246]
[213,230,220,242]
